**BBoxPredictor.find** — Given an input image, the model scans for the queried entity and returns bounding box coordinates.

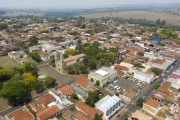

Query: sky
[1,0,180,9]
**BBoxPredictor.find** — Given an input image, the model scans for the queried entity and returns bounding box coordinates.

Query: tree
[94,113,103,120]
[21,60,38,75]
[96,80,100,86]
[78,65,88,74]
[133,62,142,68]
[159,28,178,39]
[0,80,27,104]
[155,84,161,89]
[136,98,145,107]
[177,39,180,44]
[29,51,41,62]
[151,68,163,76]
[85,90,100,107]
[31,81,44,93]
[40,29,49,33]
[29,36,39,46]
[0,68,15,81]
[109,48,118,53]
[64,48,77,58]
[178,88,180,92]
[44,76,56,88]
[0,23,7,30]
[71,92,78,100]
[67,66,75,74]
[68,31,80,36]
[22,73,37,88]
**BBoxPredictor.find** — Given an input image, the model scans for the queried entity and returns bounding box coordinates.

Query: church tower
[55,50,64,73]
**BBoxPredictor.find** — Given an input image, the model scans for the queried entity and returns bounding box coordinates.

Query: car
[114,85,119,90]
[116,87,121,90]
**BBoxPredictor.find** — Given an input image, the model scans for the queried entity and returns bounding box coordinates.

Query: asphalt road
[117,60,180,120]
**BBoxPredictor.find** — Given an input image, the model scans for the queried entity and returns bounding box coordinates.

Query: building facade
[88,67,117,86]
[134,71,154,84]
[95,95,122,120]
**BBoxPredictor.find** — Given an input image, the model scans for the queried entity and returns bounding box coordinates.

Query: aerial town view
[0,0,180,120]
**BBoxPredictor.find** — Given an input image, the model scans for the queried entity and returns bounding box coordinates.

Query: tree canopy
[0,22,8,30]
[0,68,15,81]
[29,36,39,46]
[0,80,27,104]
[85,90,100,107]
[64,48,77,58]
[159,28,178,39]
[29,51,41,62]
[94,113,103,120]
[44,76,56,88]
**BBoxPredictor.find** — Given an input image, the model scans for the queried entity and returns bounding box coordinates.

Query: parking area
[107,75,148,95]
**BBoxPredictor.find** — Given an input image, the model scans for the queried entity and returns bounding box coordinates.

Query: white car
[114,85,119,90]
[116,87,121,90]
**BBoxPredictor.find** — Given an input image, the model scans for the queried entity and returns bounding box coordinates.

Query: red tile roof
[145,98,161,108]
[76,76,90,88]
[58,85,74,95]
[35,94,55,106]
[36,105,60,120]
[74,111,90,120]
[7,107,34,120]
[76,102,103,119]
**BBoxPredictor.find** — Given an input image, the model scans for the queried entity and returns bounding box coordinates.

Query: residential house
[151,58,175,70]
[130,110,153,120]
[34,93,56,108]
[73,111,90,120]
[75,76,96,92]
[76,102,103,120]
[4,106,35,120]
[143,98,162,115]
[58,85,74,98]
[36,105,60,120]
[61,109,72,120]
[120,90,137,103]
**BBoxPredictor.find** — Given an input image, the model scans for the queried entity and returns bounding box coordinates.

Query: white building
[95,95,123,120]
[151,58,175,70]
[167,77,180,90]
[134,71,154,84]
[88,67,117,86]
[42,44,62,53]
[144,52,155,59]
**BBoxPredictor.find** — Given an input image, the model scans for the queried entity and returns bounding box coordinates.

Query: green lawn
[0,56,20,68]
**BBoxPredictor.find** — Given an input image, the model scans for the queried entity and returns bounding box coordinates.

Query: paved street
[116,60,180,120]
[39,64,76,86]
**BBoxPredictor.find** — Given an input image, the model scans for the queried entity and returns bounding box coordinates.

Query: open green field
[0,56,20,68]
[80,10,180,26]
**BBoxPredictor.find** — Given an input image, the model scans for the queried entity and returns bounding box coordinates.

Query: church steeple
[55,50,64,73]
